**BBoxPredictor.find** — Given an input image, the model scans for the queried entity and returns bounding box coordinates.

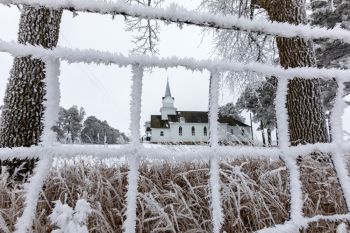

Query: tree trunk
[250,112,254,140]
[257,0,328,146]
[327,112,332,142]
[267,128,272,146]
[261,121,266,146]
[0,7,62,177]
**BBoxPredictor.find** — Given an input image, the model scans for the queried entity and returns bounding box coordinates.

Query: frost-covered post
[123,64,144,233]
[0,6,62,177]
[208,71,223,233]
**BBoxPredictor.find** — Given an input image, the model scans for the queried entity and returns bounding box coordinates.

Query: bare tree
[125,0,164,55]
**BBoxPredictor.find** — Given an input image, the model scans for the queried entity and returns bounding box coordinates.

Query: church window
[160,131,164,136]
[204,126,207,136]
[179,126,182,136]
[192,126,195,136]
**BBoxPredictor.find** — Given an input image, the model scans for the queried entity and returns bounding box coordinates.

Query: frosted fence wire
[2,0,350,43]
[208,71,223,233]
[13,58,61,233]
[0,1,349,233]
[41,58,61,146]
[1,39,350,82]
[328,80,350,212]
[275,77,304,224]
[13,157,53,233]
[123,64,144,233]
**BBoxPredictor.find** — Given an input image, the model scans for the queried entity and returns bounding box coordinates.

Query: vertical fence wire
[208,71,223,233]
[329,80,350,212]
[14,157,52,233]
[123,64,144,233]
[41,58,61,146]
[275,77,304,222]
[14,58,60,232]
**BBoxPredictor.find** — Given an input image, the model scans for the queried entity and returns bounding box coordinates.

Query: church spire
[165,77,172,97]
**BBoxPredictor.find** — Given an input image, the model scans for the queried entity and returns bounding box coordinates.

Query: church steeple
[164,77,172,97]
[160,78,176,120]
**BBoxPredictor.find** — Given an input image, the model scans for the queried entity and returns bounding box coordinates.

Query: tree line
[52,106,128,144]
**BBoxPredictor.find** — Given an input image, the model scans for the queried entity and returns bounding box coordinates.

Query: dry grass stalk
[0,157,348,232]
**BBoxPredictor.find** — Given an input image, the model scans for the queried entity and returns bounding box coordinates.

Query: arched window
[204,126,207,136]
[241,128,245,136]
[160,131,164,136]
[192,126,195,136]
[230,128,234,134]
[179,126,182,136]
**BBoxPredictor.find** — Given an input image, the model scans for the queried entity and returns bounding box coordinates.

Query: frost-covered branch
[125,0,163,55]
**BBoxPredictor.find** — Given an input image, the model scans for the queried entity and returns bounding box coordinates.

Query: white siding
[150,123,251,144]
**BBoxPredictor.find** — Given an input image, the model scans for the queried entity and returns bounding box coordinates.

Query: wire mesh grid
[0,1,350,233]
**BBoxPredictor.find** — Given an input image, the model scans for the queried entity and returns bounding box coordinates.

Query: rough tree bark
[0,7,62,177]
[256,0,329,145]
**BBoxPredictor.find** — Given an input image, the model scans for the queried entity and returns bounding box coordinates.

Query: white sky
[0,1,349,141]
[0,1,224,135]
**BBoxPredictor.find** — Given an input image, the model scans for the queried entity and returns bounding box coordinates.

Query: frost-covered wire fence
[1,1,350,233]
[3,0,350,42]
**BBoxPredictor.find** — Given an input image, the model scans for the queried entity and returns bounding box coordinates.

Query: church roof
[150,111,249,128]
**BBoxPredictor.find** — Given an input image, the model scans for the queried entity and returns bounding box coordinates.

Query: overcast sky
[0,1,220,134]
[0,1,349,141]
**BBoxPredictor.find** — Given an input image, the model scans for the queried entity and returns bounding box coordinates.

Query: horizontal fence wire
[0,39,350,82]
[0,1,350,233]
[0,143,350,161]
[1,0,350,43]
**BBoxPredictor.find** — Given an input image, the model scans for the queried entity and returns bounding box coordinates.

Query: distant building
[144,79,252,144]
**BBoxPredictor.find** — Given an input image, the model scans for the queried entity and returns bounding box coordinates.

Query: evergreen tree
[236,77,277,146]
[52,106,85,143]
[310,0,350,140]
[65,106,85,143]
[0,7,62,177]
[81,116,128,144]
[311,0,350,70]
[52,107,67,142]
[219,102,245,123]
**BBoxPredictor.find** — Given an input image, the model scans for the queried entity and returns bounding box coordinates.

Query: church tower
[160,78,177,120]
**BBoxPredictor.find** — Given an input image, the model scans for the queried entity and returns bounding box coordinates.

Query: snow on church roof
[150,111,249,128]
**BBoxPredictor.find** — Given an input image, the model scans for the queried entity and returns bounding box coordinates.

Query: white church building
[144,80,252,144]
